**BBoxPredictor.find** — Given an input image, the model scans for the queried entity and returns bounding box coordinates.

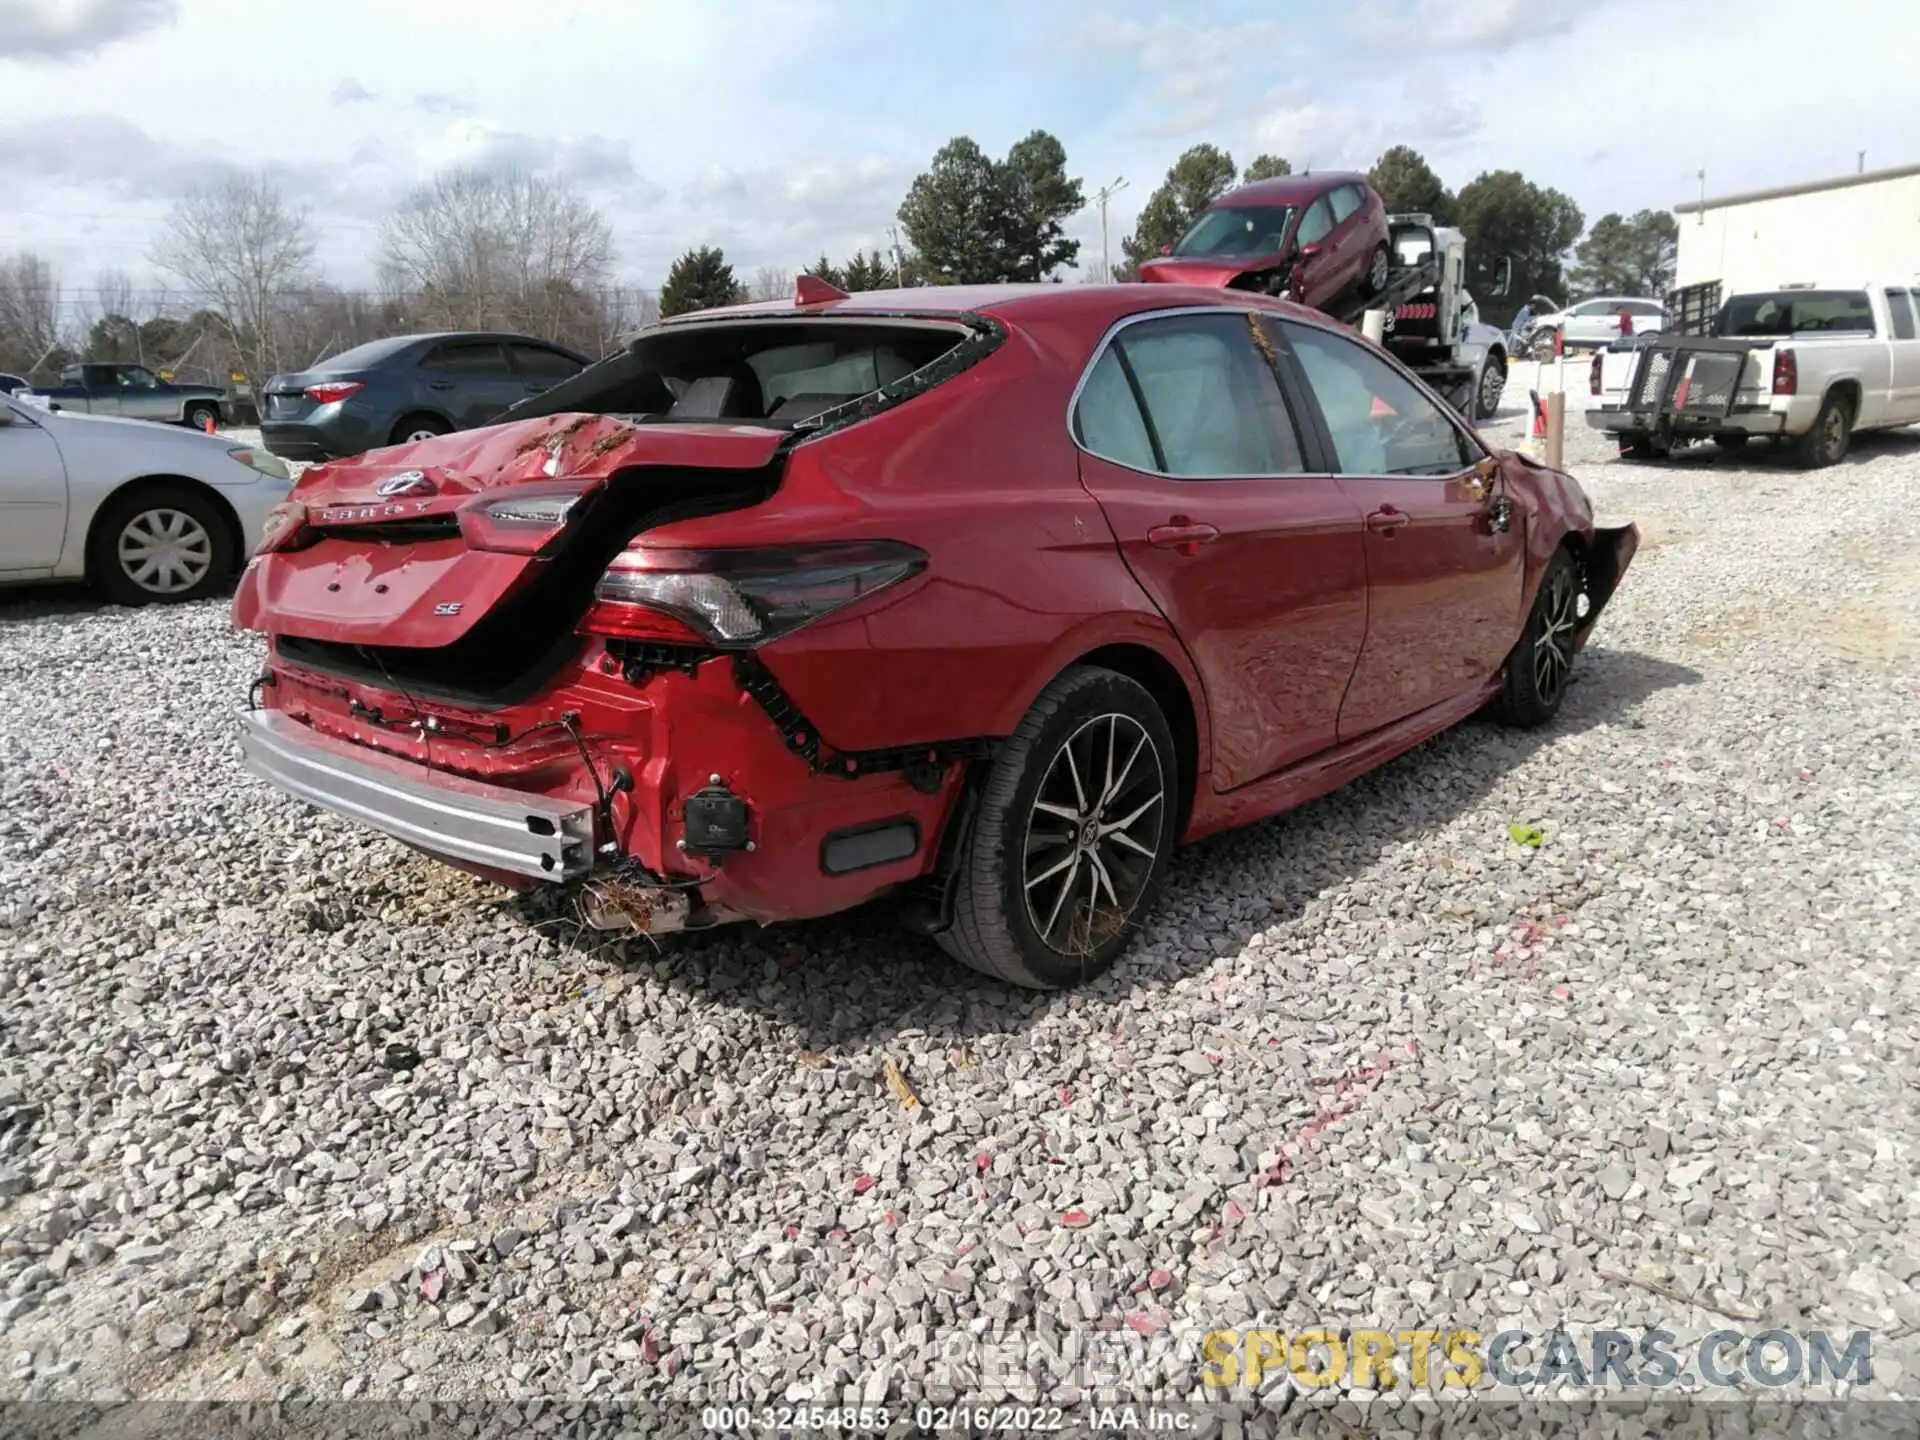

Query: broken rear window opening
[507,316,996,434]
[1718,290,1875,337]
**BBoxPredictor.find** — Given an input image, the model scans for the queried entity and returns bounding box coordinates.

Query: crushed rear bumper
[239,709,595,880]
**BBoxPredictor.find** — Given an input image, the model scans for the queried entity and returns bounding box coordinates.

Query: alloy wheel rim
[1479,364,1502,414]
[1823,409,1844,458]
[1022,713,1165,956]
[118,508,213,594]
[406,428,440,443]
[1532,566,1578,703]
[1369,248,1388,289]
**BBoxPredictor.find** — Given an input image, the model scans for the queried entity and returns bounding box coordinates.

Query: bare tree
[0,251,64,376]
[748,265,792,302]
[78,266,141,362]
[148,172,319,388]
[594,285,658,355]
[377,168,615,352]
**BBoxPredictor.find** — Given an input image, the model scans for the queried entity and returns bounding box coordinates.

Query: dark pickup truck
[30,363,228,428]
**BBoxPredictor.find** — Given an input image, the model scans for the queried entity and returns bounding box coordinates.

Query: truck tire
[1788,391,1853,469]
[938,666,1178,990]
[1618,431,1664,460]
[182,401,220,432]
[88,482,235,605]
[1712,431,1753,454]
[1473,355,1505,420]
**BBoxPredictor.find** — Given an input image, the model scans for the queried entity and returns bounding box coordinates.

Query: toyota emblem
[374,470,436,497]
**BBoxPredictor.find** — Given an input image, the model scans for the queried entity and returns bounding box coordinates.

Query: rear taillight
[253,500,308,556]
[582,541,927,649]
[1772,349,1797,396]
[457,484,591,554]
[1589,353,1603,396]
[304,381,365,404]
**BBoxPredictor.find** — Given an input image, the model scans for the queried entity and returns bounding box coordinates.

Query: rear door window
[1884,289,1918,340]
[507,344,586,382]
[420,341,512,376]
[1075,312,1305,477]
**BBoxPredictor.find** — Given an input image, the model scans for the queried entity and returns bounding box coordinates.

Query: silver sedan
[0,393,294,604]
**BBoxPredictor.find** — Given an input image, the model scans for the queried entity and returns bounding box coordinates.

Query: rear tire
[1788,391,1852,469]
[88,483,235,606]
[1617,431,1665,460]
[939,667,1178,990]
[1491,548,1581,728]
[389,413,450,446]
[182,401,219,432]
[1712,431,1753,454]
[1362,243,1390,298]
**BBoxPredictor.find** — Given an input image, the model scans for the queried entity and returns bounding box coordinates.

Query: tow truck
[1139,210,1515,420]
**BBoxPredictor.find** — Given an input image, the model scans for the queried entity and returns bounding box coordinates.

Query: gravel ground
[2,391,1917,1413]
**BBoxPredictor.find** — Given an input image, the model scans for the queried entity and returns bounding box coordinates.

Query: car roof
[651,282,1337,335]
[1216,172,1366,205]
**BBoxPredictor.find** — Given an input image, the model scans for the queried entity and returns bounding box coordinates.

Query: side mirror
[1299,242,1323,260]
[46,401,62,412]
[1492,258,1513,297]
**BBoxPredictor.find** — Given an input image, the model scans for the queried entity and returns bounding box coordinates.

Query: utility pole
[887,225,906,287]
[1093,176,1128,283]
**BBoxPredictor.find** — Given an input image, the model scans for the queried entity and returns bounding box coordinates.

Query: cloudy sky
[2,0,1916,300]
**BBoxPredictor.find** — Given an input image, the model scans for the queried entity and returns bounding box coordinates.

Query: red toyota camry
[234,280,1636,989]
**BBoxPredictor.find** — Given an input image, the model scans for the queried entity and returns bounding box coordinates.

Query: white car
[1537,296,1666,348]
[0,392,294,604]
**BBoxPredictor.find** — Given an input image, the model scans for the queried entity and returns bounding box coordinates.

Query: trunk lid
[261,368,363,422]
[233,413,787,654]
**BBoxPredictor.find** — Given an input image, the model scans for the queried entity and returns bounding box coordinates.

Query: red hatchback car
[235,282,1635,989]
[1139,173,1392,312]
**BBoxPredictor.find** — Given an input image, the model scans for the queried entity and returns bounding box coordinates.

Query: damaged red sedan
[235,280,1636,989]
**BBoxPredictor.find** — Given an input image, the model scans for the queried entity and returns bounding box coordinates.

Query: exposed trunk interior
[276,462,780,706]
[508,318,974,429]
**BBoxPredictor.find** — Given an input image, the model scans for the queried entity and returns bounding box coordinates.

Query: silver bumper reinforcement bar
[240,710,595,880]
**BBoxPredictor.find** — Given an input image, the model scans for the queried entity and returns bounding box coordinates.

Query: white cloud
[0,0,178,63]
[1347,0,1597,52]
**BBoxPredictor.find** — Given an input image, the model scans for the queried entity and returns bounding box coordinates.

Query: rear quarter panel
[640,314,1212,767]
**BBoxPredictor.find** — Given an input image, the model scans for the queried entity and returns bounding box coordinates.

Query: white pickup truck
[1585,283,1920,466]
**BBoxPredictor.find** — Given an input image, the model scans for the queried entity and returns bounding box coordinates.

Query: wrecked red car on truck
[235,278,1636,989]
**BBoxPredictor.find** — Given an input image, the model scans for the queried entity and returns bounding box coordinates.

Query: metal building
[1675,160,1920,291]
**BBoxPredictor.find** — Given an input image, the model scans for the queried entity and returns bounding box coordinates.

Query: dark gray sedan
[257,332,591,461]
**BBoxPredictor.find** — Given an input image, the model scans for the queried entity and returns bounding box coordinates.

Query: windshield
[1172,205,1296,260]
[1718,290,1875,337]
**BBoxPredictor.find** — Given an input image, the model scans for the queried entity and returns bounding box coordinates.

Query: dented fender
[1574,522,1638,648]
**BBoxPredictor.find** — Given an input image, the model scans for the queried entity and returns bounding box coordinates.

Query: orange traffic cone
[202,412,217,434]
[1529,390,1547,439]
